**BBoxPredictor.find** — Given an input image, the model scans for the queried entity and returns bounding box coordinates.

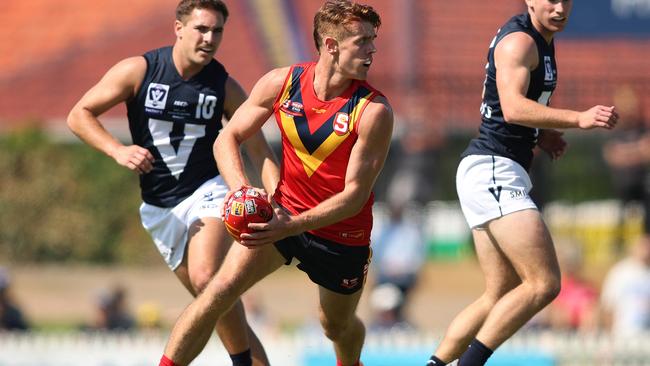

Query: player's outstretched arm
[242,96,394,246]
[214,67,289,191]
[496,32,618,130]
[67,57,154,174]
[222,76,280,197]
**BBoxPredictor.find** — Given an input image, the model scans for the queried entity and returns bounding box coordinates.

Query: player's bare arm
[67,57,154,174]
[215,67,289,192]
[222,76,280,196]
[242,96,394,247]
[496,32,618,130]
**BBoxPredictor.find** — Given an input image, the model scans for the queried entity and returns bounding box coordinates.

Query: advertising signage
[563,0,650,37]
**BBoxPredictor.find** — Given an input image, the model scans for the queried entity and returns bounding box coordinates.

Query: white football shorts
[456,155,538,229]
[139,175,228,270]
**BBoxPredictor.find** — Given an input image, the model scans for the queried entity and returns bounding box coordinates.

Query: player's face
[175,7,225,66]
[528,0,572,37]
[335,21,377,80]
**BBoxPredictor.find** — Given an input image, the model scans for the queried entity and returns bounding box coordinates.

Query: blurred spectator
[386,95,446,207]
[600,234,650,336]
[370,201,426,329]
[86,284,135,332]
[0,267,29,331]
[603,84,650,249]
[542,241,599,332]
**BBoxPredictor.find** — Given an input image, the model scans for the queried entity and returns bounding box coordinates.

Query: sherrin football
[224,187,273,241]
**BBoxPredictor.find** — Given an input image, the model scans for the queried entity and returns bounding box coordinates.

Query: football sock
[458,338,493,366]
[159,355,177,366]
[336,360,362,366]
[427,355,447,365]
[230,349,253,366]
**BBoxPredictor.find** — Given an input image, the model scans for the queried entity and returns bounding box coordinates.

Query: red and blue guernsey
[272,62,383,246]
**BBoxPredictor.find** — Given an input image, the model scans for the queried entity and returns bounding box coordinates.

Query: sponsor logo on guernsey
[312,107,327,114]
[173,100,189,107]
[509,189,527,200]
[340,230,365,240]
[279,99,305,117]
[145,83,170,110]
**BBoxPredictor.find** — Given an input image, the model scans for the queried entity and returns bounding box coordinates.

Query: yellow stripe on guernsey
[280,86,375,177]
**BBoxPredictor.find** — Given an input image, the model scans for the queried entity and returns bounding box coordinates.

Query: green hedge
[0,128,157,264]
[0,127,616,264]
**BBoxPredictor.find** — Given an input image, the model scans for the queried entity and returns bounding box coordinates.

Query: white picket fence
[1,330,649,366]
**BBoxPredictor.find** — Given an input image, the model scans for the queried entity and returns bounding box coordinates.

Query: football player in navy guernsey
[427,1,618,366]
[67,1,278,366]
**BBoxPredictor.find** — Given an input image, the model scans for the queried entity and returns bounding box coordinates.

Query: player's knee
[189,266,218,293]
[479,292,502,308]
[531,276,561,307]
[320,317,350,341]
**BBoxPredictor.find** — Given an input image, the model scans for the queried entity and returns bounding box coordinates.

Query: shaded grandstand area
[1,0,649,133]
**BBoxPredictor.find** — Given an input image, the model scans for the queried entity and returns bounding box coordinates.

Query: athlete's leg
[474,209,561,350]
[432,228,520,363]
[174,217,269,365]
[165,241,287,365]
[318,286,365,366]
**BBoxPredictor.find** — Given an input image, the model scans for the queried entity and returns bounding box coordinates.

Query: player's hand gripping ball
[224,187,273,241]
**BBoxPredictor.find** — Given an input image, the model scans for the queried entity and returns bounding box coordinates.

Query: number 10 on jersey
[195,93,217,120]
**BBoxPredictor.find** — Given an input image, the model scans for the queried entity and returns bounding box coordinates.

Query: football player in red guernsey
[158,1,393,366]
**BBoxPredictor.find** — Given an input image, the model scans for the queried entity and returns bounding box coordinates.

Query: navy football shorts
[274,232,371,295]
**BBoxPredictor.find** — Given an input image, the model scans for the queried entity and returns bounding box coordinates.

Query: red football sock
[159,355,178,366]
[336,360,361,366]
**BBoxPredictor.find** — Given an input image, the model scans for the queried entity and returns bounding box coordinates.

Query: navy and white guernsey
[462,13,557,171]
[127,46,228,207]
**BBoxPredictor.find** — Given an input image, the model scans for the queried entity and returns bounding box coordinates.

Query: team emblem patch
[145,83,170,109]
[333,112,350,136]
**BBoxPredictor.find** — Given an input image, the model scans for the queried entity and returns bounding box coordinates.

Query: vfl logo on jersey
[279,100,305,117]
[333,113,350,136]
[148,118,207,180]
[544,56,555,81]
[145,83,170,109]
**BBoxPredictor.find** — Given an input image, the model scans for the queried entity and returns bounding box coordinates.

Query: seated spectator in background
[603,85,650,249]
[0,267,29,331]
[544,241,599,332]
[369,201,426,329]
[600,234,650,336]
[87,284,135,331]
